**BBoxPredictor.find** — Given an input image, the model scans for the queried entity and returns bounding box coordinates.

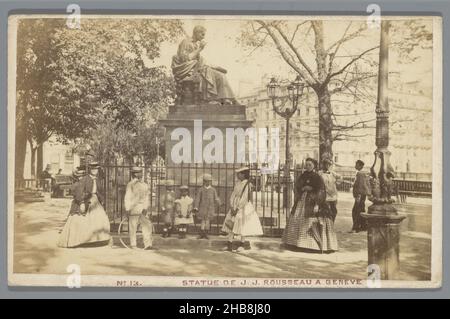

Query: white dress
[222,179,263,236]
[58,194,111,248]
[174,196,194,225]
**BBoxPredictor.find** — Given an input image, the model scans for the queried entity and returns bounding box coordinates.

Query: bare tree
[241,19,432,162]
[241,20,380,161]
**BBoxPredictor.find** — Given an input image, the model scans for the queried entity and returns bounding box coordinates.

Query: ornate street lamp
[361,21,406,280]
[267,75,305,211]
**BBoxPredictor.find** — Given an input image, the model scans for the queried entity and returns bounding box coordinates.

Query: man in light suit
[124,166,154,250]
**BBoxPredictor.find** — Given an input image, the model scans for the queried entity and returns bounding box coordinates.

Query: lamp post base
[362,205,406,280]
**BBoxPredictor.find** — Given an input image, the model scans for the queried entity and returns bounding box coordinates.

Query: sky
[151,17,434,97]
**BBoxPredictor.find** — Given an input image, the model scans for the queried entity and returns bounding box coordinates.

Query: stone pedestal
[361,204,406,280]
[159,103,253,203]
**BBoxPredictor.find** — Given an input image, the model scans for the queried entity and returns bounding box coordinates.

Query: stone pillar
[361,20,406,281]
[363,206,406,280]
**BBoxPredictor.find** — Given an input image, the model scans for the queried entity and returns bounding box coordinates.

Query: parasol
[308,217,324,253]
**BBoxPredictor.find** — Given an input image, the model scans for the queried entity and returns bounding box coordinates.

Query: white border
[7,14,443,289]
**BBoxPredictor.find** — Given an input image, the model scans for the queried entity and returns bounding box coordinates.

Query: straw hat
[89,161,100,169]
[130,166,142,173]
[236,166,250,174]
[166,179,175,186]
[73,168,85,177]
[202,174,213,181]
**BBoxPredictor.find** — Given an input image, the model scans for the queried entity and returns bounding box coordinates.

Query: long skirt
[222,202,263,237]
[58,194,111,248]
[282,193,338,252]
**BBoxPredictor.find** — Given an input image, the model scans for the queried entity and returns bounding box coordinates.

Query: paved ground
[12,193,432,281]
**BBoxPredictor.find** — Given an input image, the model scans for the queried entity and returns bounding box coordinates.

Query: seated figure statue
[172,25,237,105]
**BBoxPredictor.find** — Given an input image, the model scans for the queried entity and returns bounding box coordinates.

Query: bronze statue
[172,25,237,105]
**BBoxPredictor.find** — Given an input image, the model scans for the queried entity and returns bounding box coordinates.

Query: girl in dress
[58,162,111,248]
[282,158,338,253]
[174,185,194,239]
[222,167,263,252]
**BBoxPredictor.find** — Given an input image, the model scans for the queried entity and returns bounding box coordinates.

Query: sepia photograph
[7,14,442,288]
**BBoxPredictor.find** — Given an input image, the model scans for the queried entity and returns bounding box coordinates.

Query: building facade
[239,78,433,177]
[22,138,80,179]
[239,87,320,167]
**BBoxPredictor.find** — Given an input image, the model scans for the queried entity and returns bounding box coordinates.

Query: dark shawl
[293,170,329,218]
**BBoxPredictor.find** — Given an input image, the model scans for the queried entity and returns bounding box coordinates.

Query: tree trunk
[15,121,27,182]
[312,21,333,163]
[29,140,37,179]
[317,86,333,162]
[37,143,44,176]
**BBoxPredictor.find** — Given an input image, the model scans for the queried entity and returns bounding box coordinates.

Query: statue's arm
[177,39,203,62]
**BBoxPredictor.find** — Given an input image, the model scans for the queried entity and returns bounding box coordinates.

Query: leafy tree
[15,18,183,178]
[16,19,97,179]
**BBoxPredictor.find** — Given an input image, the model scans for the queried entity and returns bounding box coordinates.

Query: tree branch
[327,46,379,82]
[333,118,376,130]
[256,20,316,86]
[272,23,318,83]
[290,21,308,42]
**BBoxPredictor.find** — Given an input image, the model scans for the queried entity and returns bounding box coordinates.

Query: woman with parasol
[282,158,338,253]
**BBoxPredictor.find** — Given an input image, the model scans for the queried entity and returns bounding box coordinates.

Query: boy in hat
[174,185,194,239]
[161,179,176,237]
[124,167,153,250]
[193,174,220,239]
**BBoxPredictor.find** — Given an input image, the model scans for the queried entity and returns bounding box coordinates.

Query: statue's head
[192,25,206,41]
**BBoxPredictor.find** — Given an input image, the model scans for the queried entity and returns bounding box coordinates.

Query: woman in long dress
[222,167,263,252]
[58,162,111,248]
[282,158,338,253]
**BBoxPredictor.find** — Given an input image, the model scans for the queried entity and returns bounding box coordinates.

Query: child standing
[222,167,263,252]
[174,185,194,239]
[193,174,220,239]
[161,179,176,237]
